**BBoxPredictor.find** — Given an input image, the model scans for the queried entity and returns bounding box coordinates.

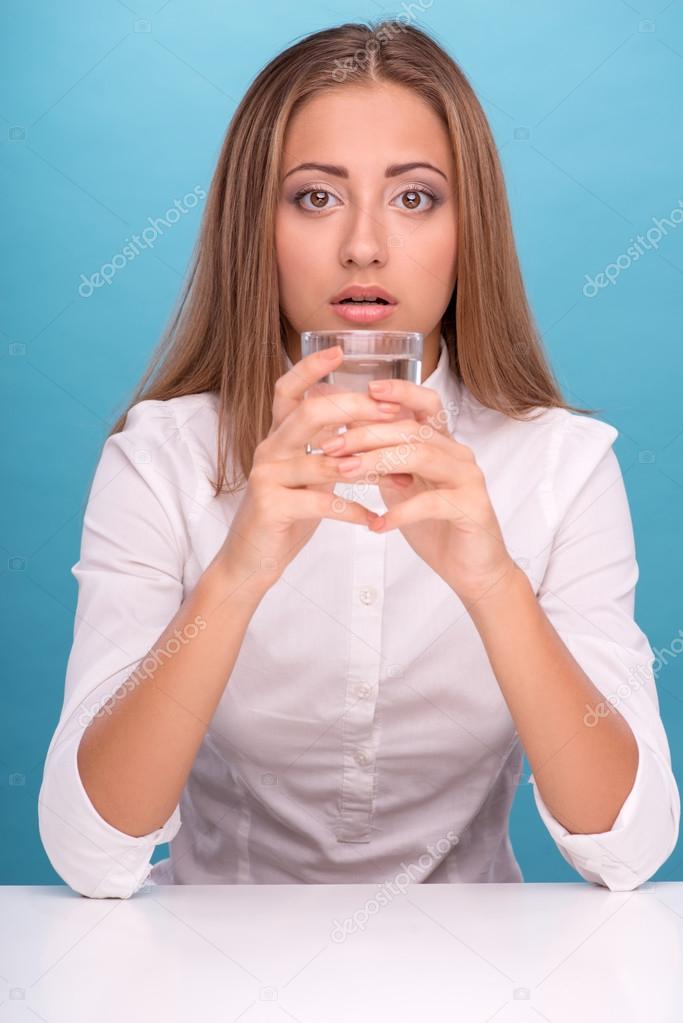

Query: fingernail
[369,380,389,393]
[378,401,399,412]
[323,345,342,359]
[321,436,345,453]
[339,456,361,472]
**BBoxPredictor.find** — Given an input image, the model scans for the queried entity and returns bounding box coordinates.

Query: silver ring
[305,443,323,455]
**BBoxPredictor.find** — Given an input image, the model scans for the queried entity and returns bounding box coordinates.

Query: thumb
[378,473,415,510]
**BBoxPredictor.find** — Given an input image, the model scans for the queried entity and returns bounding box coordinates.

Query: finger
[267,392,401,456]
[337,443,465,487]
[271,344,343,430]
[279,485,378,527]
[370,489,468,531]
[367,378,450,434]
[324,419,459,458]
[264,453,363,488]
[335,399,403,436]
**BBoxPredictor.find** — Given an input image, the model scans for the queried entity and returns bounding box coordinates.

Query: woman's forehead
[283,85,454,177]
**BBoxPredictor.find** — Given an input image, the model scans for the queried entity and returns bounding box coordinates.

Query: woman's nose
[338,204,389,268]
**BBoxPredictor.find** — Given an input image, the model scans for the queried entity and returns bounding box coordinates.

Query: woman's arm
[460,430,679,891]
[76,556,268,838]
[38,397,270,898]
[463,563,639,837]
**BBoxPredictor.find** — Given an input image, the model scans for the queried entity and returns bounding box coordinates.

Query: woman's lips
[330,301,398,323]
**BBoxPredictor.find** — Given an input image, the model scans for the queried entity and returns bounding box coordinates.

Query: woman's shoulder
[458,387,623,525]
[458,384,619,460]
[102,391,221,493]
[121,390,219,435]
[117,390,220,462]
[91,392,223,527]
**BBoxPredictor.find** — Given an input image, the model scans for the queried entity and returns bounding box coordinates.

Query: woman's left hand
[323,378,517,605]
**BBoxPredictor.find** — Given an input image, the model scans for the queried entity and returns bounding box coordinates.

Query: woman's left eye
[292,185,438,212]
[391,187,437,212]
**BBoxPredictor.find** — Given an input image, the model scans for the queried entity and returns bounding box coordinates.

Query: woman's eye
[293,189,340,212]
[392,187,437,212]
[292,186,438,213]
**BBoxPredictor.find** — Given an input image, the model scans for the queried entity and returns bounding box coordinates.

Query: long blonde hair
[109,19,594,497]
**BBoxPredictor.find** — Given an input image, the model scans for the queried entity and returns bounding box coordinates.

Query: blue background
[2,0,682,885]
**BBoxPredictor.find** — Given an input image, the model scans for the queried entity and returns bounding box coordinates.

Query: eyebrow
[283,161,448,182]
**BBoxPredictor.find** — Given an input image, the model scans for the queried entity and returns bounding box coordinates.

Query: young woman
[39,20,678,899]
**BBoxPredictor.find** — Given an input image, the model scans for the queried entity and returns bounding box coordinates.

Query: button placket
[336,489,386,844]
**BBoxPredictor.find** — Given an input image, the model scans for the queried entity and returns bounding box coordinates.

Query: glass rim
[301,329,422,342]
[300,330,424,358]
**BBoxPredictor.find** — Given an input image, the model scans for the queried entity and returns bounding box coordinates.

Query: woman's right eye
[292,188,341,212]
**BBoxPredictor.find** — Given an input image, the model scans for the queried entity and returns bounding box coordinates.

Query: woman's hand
[217,346,401,590]
[320,377,516,605]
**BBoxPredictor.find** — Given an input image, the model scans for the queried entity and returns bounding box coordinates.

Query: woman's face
[275,82,458,364]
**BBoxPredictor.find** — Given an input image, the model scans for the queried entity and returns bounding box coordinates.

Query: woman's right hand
[216,345,401,589]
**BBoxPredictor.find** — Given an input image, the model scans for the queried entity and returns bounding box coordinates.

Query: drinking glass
[300,330,423,455]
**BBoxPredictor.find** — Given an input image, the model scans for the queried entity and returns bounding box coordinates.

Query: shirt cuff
[38,732,182,899]
[529,729,680,891]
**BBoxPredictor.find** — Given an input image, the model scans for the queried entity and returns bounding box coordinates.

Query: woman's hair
[108,19,595,497]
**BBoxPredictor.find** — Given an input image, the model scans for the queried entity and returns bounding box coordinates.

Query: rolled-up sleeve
[38,400,196,899]
[529,415,680,892]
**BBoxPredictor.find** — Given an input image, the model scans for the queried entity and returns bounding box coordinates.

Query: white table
[1,881,683,1021]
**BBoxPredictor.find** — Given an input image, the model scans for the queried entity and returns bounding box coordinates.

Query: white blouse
[38,336,679,899]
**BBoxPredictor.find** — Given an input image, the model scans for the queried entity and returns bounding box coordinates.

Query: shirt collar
[423,334,463,435]
[423,332,451,392]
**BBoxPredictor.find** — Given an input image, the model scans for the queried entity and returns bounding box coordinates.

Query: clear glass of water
[300,330,423,454]
[301,330,423,389]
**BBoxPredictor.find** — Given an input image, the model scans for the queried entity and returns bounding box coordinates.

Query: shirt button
[355,683,372,699]
[354,749,371,767]
[359,585,378,605]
